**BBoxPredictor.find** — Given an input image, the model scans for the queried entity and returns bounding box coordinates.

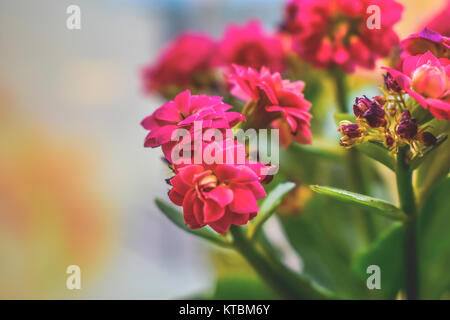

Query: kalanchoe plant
[281,0,403,72]
[141,0,450,301]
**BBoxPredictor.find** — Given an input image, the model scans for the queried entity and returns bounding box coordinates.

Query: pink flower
[228,65,312,148]
[401,28,450,59]
[284,0,403,72]
[168,143,267,234]
[141,33,217,96]
[383,51,450,120]
[218,21,284,72]
[141,90,245,159]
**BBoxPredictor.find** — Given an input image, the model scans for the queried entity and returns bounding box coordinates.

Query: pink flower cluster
[141,33,217,97]
[218,21,284,73]
[141,89,269,234]
[140,1,450,236]
[142,60,314,232]
[282,0,403,72]
[142,21,284,96]
[141,90,244,161]
[229,65,312,148]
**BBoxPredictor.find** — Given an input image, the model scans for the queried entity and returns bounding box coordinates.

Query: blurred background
[0,0,446,299]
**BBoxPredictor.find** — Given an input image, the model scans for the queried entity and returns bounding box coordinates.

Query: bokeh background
[0,0,446,299]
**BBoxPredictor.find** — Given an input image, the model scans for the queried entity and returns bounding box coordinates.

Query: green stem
[229,226,331,300]
[332,68,376,243]
[395,146,419,300]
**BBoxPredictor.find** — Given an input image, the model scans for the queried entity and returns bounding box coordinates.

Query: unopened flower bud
[419,131,437,146]
[383,72,402,92]
[353,96,371,117]
[397,110,418,140]
[363,103,386,128]
[411,63,447,98]
[338,122,363,138]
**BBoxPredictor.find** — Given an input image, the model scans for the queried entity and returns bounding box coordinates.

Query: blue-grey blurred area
[0,0,282,299]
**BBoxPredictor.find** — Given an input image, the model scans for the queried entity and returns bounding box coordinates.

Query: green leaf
[310,185,405,220]
[353,224,405,299]
[334,112,356,125]
[279,195,369,299]
[419,178,450,299]
[353,178,450,299]
[155,198,230,248]
[356,141,395,171]
[249,182,295,240]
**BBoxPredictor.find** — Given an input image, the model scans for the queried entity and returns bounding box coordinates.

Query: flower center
[197,174,218,193]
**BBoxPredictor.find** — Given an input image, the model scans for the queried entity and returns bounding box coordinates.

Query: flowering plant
[141,1,450,300]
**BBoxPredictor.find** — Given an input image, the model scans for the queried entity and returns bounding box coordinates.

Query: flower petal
[425,98,450,120]
[214,164,241,181]
[208,211,232,234]
[204,186,234,207]
[168,189,184,206]
[229,186,258,214]
[178,165,205,185]
[203,199,225,223]
[183,189,203,228]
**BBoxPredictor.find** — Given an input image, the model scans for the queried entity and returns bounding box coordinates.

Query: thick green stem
[395,146,419,300]
[229,226,330,300]
[332,68,376,242]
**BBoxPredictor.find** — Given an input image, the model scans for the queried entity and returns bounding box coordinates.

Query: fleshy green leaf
[419,178,450,299]
[155,198,231,248]
[310,185,405,220]
[249,182,295,240]
[279,195,369,299]
[356,141,395,171]
[353,224,405,299]
[353,178,450,299]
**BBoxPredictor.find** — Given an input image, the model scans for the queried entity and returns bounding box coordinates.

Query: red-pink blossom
[168,143,267,234]
[141,33,217,96]
[218,21,284,72]
[284,0,403,72]
[383,51,450,120]
[141,90,245,159]
[228,65,312,148]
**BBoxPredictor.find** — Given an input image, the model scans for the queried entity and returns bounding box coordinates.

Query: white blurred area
[0,0,285,299]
